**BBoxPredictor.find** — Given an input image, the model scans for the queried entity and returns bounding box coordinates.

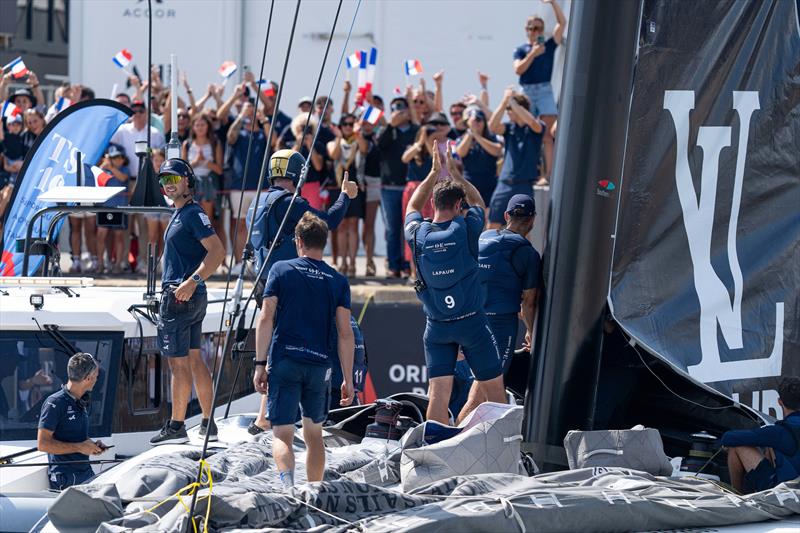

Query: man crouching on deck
[253,212,355,488]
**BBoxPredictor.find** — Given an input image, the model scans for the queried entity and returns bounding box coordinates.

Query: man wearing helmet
[246,148,357,433]
[150,158,226,445]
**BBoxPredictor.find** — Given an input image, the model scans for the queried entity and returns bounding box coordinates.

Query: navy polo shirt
[38,387,90,477]
[231,127,267,190]
[514,38,558,85]
[162,202,215,291]
[498,122,543,185]
[264,257,351,366]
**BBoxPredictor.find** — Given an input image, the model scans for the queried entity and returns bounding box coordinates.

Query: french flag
[365,47,377,91]
[362,106,383,125]
[260,80,276,97]
[3,57,29,79]
[1,101,21,120]
[345,51,361,70]
[218,61,237,79]
[112,49,133,70]
[85,164,113,187]
[404,59,423,76]
[55,97,72,112]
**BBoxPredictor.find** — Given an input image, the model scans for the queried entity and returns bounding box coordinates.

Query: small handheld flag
[393,86,403,97]
[218,61,237,79]
[3,57,29,79]
[362,106,383,125]
[260,80,276,97]
[365,47,378,92]
[112,49,133,71]
[89,165,113,187]
[55,97,72,113]
[404,59,423,76]
[2,101,21,121]
[345,51,361,70]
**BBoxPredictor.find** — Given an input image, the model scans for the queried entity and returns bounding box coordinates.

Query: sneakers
[150,420,189,445]
[247,421,266,435]
[199,418,218,442]
[230,263,244,276]
[69,257,82,274]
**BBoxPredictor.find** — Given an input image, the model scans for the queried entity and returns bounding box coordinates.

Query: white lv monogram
[663,90,783,383]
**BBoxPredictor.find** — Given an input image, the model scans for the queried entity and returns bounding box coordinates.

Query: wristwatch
[254,359,267,367]
[191,273,204,285]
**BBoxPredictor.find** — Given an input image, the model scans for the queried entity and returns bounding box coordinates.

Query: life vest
[247,188,294,277]
[478,230,531,315]
[774,415,800,483]
[411,216,482,321]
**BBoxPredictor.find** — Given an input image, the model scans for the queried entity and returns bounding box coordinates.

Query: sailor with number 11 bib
[404,140,506,425]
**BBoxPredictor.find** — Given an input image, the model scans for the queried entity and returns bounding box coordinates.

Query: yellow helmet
[269,149,306,185]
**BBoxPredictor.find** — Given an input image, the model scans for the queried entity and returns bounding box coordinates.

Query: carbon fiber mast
[522,0,642,471]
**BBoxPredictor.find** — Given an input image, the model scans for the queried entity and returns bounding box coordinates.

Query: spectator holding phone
[488,87,545,230]
[513,0,566,186]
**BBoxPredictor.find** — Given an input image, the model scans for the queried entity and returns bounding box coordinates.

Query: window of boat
[0,331,123,441]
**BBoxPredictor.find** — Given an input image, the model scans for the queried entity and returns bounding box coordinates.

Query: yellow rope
[357,293,374,325]
[143,459,214,533]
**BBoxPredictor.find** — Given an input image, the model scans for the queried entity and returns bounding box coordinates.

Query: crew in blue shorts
[246,149,357,435]
[404,140,506,425]
[479,194,541,372]
[254,212,355,488]
[151,158,226,446]
[722,377,800,494]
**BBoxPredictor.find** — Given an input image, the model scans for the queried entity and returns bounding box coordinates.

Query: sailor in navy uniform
[253,212,355,488]
[37,352,106,490]
[478,194,541,371]
[404,140,506,425]
[246,149,357,434]
[151,158,226,446]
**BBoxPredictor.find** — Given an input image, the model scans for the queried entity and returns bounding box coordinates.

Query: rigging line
[222,0,346,416]
[208,0,276,386]
[185,2,303,529]
[221,0,363,419]
[146,0,152,149]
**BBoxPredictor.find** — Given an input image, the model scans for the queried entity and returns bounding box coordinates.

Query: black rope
[208,0,276,388]
[222,0,346,417]
[184,2,302,529]
[146,0,152,149]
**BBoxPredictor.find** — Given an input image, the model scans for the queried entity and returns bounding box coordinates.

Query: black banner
[609,0,800,417]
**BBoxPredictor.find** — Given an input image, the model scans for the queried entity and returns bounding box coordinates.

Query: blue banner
[1,100,131,276]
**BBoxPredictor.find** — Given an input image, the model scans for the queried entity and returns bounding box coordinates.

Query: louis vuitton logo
[663,90,783,383]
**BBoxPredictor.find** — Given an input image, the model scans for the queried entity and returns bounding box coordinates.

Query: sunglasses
[178,114,189,119]
[159,175,182,185]
[133,108,146,114]
[413,99,425,105]
[527,25,543,31]
[450,110,463,116]
[341,122,355,127]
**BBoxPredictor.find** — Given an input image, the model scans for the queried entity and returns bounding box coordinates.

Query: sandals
[365,259,376,277]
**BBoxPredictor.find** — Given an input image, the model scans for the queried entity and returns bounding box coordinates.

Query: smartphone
[537,35,546,44]
[99,444,115,450]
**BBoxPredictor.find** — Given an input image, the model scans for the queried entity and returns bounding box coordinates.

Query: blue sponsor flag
[0,100,131,276]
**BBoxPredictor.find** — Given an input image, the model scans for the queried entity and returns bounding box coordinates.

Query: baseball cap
[505,194,536,217]
[106,144,125,158]
[425,112,450,126]
[298,95,313,106]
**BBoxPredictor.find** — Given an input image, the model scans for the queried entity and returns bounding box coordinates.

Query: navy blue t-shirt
[459,133,500,201]
[498,122,544,185]
[162,202,215,290]
[407,155,432,183]
[264,257,351,366]
[479,229,542,314]
[514,38,558,85]
[38,387,90,477]
[232,127,267,190]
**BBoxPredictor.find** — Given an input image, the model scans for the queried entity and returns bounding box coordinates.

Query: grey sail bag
[563,425,673,476]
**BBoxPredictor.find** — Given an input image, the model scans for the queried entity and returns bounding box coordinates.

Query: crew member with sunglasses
[150,158,226,445]
[512,0,566,186]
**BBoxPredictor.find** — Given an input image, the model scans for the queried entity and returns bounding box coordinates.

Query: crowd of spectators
[0,0,565,280]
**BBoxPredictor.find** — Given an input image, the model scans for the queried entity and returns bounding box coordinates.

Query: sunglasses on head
[159,175,182,185]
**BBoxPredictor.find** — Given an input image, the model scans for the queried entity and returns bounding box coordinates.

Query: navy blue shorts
[158,288,207,357]
[267,357,331,425]
[487,313,519,373]
[745,457,778,493]
[423,312,502,381]
[49,468,94,490]
[489,181,534,224]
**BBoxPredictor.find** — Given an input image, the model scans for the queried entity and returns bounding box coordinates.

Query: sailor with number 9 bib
[150,158,226,446]
[404,140,505,425]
